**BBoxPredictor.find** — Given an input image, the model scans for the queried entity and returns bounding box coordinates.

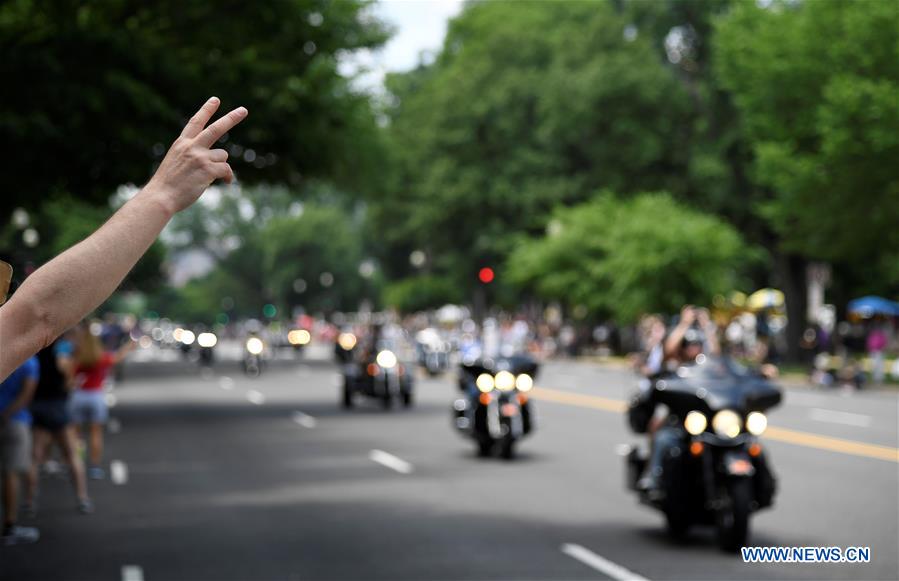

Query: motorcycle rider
[633,305,719,495]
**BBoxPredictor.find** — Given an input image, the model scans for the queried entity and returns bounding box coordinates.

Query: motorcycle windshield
[461,354,539,378]
[654,356,781,416]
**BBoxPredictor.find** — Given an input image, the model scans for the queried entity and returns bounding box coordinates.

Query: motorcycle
[342,344,414,409]
[196,331,217,367]
[624,356,781,551]
[453,354,537,459]
[243,335,265,377]
[419,341,451,377]
[334,331,357,365]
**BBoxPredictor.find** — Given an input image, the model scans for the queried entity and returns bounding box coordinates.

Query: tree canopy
[0,0,389,216]
[508,192,750,322]
[715,0,899,283]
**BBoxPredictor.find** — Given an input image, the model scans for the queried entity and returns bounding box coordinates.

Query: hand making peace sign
[147,97,248,214]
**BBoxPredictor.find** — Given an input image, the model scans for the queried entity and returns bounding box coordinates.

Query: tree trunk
[775,253,808,364]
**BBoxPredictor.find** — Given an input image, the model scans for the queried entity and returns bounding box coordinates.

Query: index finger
[180,97,221,139]
[196,106,248,148]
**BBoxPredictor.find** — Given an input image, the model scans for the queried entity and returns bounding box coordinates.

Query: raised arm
[0,97,247,381]
[696,308,720,356]
[663,306,695,359]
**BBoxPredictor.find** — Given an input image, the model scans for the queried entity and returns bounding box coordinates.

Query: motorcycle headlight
[376,350,397,369]
[494,370,515,392]
[197,332,217,348]
[515,373,533,392]
[684,411,707,435]
[288,329,311,345]
[338,333,357,351]
[476,373,494,393]
[246,337,264,355]
[746,411,768,436]
[712,410,742,438]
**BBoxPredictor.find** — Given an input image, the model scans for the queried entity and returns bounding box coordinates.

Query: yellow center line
[532,386,899,464]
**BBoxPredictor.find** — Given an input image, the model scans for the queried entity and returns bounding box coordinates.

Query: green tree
[375,0,695,298]
[508,192,751,322]
[714,0,899,330]
[0,0,390,216]
[260,204,368,314]
[151,186,369,323]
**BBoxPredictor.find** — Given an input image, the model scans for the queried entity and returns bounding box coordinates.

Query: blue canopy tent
[847,296,899,318]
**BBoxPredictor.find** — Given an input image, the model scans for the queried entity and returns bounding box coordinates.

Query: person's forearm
[22,187,171,340]
[664,323,689,358]
[0,97,245,382]
[701,321,720,355]
[0,188,173,380]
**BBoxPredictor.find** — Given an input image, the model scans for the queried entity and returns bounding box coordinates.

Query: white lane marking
[369,449,414,474]
[219,377,234,390]
[121,565,143,581]
[809,408,872,427]
[110,460,129,485]
[561,543,650,581]
[246,390,265,405]
[292,411,316,428]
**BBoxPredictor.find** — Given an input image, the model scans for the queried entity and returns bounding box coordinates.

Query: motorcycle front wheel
[499,434,516,460]
[716,478,752,552]
[342,378,354,409]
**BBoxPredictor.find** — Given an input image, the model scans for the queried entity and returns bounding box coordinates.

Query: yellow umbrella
[747,288,784,311]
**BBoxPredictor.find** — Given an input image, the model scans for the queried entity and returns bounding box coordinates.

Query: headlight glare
[376,350,397,369]
[288,329,311,345]
[476,373,494,393]
[246,337,264,355]
[746,411,768,435]
[494,370,515,391]
[338,333,357,351]
[712,409,742,438]
[684,411,707,435]
[515,374,533,392]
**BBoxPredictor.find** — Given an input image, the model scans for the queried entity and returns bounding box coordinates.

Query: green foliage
[715,0,899,273]
[150,187,369,323]
[0,0,390,215]
[382,274,464,314]
[260,205,366,313]
[508,193,751,322]
[376,0,696,295]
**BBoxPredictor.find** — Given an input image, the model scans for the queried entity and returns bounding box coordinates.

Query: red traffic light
[478,267,495,284]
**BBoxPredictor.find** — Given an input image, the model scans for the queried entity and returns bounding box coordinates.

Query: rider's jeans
[648,426,681,478]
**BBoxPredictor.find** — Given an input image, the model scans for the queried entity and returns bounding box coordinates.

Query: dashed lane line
[369,449,413,474]
[561,543,650,581]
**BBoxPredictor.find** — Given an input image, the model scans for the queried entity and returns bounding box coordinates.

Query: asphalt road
[3,347,897,581]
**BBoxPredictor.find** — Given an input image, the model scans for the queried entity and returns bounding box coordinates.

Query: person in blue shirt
[1,356,40,545]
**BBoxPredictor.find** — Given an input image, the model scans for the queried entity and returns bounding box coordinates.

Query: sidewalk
[574,355,899,394]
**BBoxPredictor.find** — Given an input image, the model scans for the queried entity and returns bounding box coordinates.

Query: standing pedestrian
[70,325,133,480]
[25,332,92,514]
[867,323,888,384]
[1,356,39,545]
